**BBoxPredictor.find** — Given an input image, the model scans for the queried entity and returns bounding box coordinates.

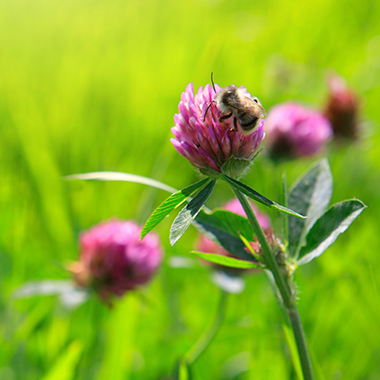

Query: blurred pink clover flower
[324,73,360,140]
[70,219,163,303]
[265,102,332,160]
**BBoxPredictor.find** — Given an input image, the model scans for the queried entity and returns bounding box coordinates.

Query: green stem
[232,188,315,380]
[288,308,315,380]
[183,289,228,365]
[232,188,293,306]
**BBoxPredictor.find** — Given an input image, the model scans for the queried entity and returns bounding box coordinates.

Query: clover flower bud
[324,73,360,140]
[248,230,293,279]
[265,102,333,160]
[197,198,270,270]
[171,83,265,179]
[70,220,163,302]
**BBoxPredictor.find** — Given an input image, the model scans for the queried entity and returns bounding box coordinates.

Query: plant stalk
[183,289,228,365]
[232,188,314,380]
[232,188,293,305]
[288,307,315,380]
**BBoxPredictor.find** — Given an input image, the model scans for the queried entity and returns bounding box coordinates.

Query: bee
[204,73,267,135]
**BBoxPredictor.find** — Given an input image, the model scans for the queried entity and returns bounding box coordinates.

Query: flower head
[70,220,163,302]
[197,198,270,271]
[171,83,265,178]
[324,73,360,140]
[265,102,333,160]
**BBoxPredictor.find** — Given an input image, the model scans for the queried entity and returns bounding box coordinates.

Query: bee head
[220,85,238,103]
[225,85,237,93]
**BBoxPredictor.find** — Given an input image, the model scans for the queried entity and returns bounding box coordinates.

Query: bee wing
[242,96,267,118]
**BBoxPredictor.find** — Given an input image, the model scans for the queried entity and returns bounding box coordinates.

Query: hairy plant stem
[232,188,315,380]
[288,308,315,380]
[183,289,228,365]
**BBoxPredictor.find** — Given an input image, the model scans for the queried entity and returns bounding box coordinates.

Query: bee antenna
[204,73,217,122]
[211,72,217,94]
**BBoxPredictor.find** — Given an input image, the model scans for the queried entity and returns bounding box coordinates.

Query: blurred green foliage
[0,0,379,378]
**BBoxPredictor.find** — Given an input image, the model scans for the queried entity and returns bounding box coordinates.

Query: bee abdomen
[238,113,260,131]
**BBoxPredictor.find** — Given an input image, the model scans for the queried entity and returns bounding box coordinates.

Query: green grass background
[0,0,379,378]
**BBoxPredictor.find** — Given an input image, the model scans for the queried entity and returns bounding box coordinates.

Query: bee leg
[218,112,233,122]
[233,117,238,131]
[203,101,215,122]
